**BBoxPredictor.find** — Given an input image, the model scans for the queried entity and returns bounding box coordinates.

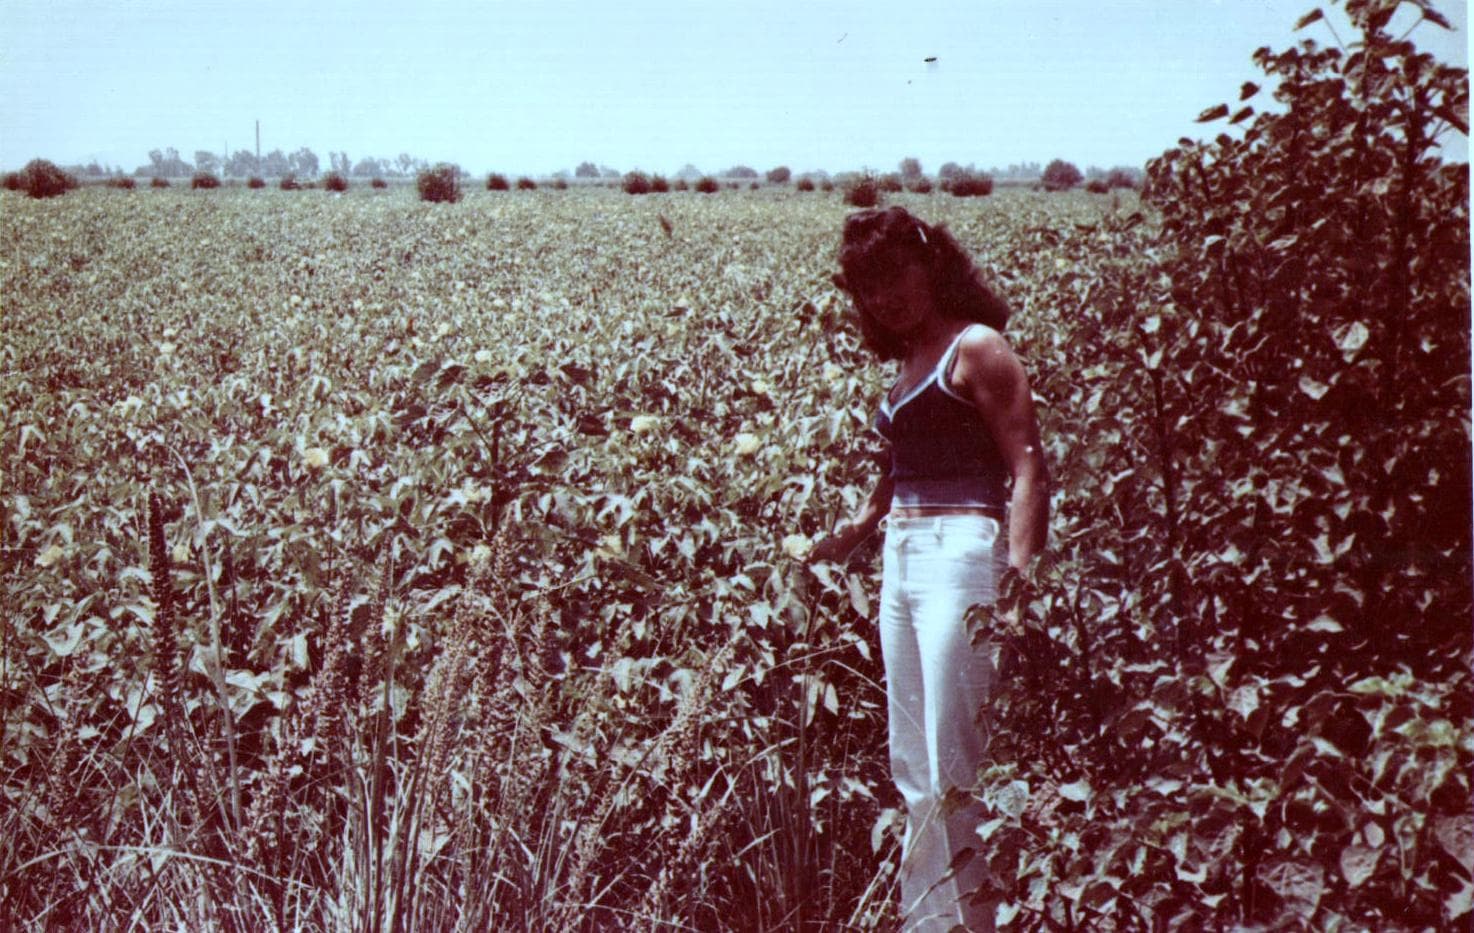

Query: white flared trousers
[880,514,1004,932]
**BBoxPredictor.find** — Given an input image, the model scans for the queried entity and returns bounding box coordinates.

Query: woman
[812,206,1048,931]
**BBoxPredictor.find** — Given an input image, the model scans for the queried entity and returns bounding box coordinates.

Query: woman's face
[850,255,933,337]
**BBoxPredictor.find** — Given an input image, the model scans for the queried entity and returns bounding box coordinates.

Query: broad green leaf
[1339,844,1379,887]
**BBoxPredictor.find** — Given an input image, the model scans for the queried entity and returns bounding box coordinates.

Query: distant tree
[600,165,620,179]
[417,163,462,202]
[17,159,78,198]
[938,161,965,181]
[329,152,351,175]
[261,149,291,178]
[724,165,758,179]
[765,166,791,184]
[944,170,994,197]
[1106,166,1142,189]
[144,147,193,178]
[675,163,702,181]
[291,147,320,178]
[194,151,221,176]
[352,157,388,178]
[224,150,259,177]
[899,156,923,180]
[843,174,881,207]
[623,171,652,195]
[1041,159,1083,191]
[1001,161,1041,180]
[575,161,600,179]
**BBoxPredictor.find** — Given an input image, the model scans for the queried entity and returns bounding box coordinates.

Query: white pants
[880,514,1004,932]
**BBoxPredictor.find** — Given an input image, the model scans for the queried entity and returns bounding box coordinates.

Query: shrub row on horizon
[4,156,1140,202]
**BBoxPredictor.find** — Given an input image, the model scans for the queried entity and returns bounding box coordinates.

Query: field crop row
[2,186,1129,928]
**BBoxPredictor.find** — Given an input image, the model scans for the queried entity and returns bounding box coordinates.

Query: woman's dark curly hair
[834,206,1011,360]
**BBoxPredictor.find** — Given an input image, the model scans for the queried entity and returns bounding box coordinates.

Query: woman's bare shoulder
[953,324,1028,395]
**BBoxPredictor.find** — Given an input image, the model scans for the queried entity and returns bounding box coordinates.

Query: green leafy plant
[971,2,1470,927]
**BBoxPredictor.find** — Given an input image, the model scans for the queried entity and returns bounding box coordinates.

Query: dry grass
[0,508,891,928]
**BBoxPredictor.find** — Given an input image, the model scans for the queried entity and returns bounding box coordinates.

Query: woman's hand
[808,521,863,563]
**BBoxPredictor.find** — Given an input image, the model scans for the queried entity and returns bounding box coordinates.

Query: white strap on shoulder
[935,324,982,401]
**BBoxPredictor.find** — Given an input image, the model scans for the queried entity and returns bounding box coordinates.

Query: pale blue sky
[1,0,1467,175]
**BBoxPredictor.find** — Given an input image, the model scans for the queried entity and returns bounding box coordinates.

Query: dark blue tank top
[874,325,1010,509]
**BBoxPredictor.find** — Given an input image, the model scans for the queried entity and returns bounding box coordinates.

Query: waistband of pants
[891,477,1007,511]
[889,504,1005,521]
[884,511,1003,539]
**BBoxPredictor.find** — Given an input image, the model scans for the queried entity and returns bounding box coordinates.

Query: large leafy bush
[974,2,1470,926]
[16,158,79,198]
[417,163,462,202]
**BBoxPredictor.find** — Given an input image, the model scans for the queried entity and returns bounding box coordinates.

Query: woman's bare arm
[953,327,1050,569]
[810,471,894,562]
